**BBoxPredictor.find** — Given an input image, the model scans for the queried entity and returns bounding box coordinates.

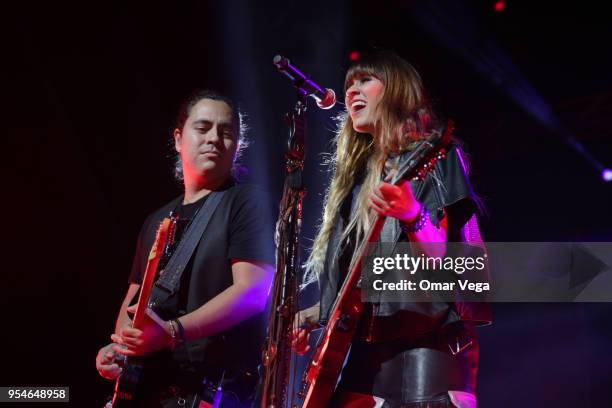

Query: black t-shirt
[127,182,275,388]
[129,184,274,286]
[142,194,209,319]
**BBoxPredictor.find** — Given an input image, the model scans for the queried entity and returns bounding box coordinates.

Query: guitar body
[110,356,144,407]
[299,124,453,408]
[300,215,385,408]
[109,348,172,407]
[301,285,364,407]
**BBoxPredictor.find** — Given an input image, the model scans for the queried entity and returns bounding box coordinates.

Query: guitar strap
[148,190,226,308]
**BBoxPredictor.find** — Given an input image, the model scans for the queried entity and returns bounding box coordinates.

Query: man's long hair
[304,51,439,283]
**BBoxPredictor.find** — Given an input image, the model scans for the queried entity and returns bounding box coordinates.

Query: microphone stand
[261,94,307,408]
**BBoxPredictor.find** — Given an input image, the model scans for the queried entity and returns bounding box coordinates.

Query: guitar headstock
[393,119,454,184]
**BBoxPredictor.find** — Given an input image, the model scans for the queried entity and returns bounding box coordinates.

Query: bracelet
[168,320,178,349]
[167,319,184,350]
[400,204,429,234]
[172,318,186,342]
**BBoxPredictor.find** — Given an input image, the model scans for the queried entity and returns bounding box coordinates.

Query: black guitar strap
[148,190,226,308]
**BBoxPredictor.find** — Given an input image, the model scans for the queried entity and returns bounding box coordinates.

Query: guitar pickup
[336,314,354,332]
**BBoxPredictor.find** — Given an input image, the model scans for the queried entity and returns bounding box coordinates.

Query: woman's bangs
[344,63,384,90]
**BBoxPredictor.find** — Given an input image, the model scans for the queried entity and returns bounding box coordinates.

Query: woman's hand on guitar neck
[290,303,321,356]
[111,305,173,357]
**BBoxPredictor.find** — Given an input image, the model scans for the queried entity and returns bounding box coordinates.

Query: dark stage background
[2,1,611,406]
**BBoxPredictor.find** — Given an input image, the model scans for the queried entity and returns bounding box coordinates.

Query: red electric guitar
[108,218,172,408]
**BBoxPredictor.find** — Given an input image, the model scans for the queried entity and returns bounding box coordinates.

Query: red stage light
[494,1,506,12]
[349,51,360,61]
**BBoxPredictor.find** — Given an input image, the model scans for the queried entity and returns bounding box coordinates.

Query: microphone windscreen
[317,88,336,110]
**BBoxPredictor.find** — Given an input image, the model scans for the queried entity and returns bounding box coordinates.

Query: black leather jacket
[318,143,492,342]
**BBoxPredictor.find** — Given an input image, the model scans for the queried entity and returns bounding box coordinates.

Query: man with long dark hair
[96,90,274,407]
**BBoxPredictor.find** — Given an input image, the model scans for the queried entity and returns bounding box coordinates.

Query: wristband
[400,204,429,234]
[172,318,186,342]
[168,319,184,350]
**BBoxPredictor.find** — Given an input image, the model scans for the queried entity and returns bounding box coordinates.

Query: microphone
[273,55,336,109]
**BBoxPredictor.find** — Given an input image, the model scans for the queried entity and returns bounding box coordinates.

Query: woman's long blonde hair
[304,51,438,283]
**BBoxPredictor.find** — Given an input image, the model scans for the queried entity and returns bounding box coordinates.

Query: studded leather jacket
[317,143,492,343]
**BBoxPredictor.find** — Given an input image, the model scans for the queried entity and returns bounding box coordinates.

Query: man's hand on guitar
[290,303,320,356]
[111,305,173,357]
[96,343,122,380]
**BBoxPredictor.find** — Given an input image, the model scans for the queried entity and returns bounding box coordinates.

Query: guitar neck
[333,212,386,308]
[132,255,163,328]
[133,218,171,328]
